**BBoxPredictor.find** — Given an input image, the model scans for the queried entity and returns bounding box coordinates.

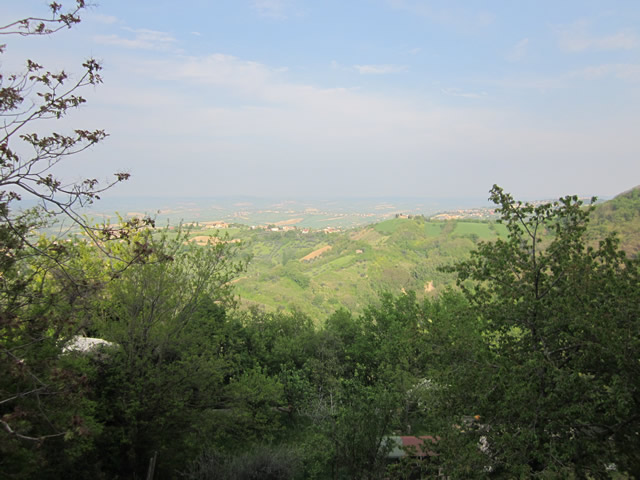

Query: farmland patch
[300,245,332,262]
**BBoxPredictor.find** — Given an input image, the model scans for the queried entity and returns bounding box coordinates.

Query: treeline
[3,187,640,479]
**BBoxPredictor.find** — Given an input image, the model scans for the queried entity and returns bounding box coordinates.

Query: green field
[453,221,508,239]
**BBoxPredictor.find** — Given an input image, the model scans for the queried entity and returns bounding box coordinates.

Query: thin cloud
[353,64,408,75]
[163,53,276,96]
[94,28,179,52]
[556,20,639,52]
[487,62,640,92]
[81,47,639,199]
[252,0,290,19]
[506,38,529,62]
[386,0,494,30]
[487,74,567,91]
[577,63,640,83]
[441,87,487,99]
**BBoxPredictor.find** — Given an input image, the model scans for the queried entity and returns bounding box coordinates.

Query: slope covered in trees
[590,185,640,254]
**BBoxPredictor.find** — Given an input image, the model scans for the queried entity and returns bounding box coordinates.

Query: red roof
[386,435,439,458]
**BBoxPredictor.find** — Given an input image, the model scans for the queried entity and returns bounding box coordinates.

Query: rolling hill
[179,186,640,322]
[184,217,507,320]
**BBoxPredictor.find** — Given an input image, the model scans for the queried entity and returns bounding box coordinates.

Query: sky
[2,0,640,200]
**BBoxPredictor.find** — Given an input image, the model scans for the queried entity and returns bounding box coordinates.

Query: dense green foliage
[438,186,640,477]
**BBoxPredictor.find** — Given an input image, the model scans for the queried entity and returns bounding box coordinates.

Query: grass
[453,222,496,239]
[374,219,405,234]
[424,222,444,237]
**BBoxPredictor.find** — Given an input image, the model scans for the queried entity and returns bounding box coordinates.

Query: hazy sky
[2,1,639,200]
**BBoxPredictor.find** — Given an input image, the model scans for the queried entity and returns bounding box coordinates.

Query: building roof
[385,436,438,458]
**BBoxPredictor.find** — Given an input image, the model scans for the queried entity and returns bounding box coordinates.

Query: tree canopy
[439,185,640,477]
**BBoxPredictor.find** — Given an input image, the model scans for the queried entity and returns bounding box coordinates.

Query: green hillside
[177,187,640,322]
[589,185,640,254]
[185,218,507,320]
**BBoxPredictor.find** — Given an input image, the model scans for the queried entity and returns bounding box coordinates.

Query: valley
[176,188,638,320]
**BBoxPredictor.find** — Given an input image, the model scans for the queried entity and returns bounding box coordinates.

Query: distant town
[178,206,501,235]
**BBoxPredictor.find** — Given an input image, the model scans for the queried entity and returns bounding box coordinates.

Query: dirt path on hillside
[300,245,332,262]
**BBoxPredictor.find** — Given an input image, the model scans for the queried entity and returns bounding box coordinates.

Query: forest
[2,3,640,479]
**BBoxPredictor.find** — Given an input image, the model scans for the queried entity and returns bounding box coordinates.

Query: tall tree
[0,3,150,473]
[446,185,640,477]
[80,229,247,478]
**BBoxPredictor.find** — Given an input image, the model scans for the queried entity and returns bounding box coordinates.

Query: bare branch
[1,418,65,442]
[0,2,88,37]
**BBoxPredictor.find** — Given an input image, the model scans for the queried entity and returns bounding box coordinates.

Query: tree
[0,1,134,240]
[289,296,442,479]
[0,3,151,471]
[79,229,248,478]
[445,185,640,477]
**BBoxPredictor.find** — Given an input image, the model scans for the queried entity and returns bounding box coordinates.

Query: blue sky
[2,1,640,199]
